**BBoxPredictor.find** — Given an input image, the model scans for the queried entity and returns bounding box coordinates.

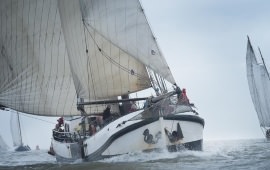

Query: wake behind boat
[0,0,204,162]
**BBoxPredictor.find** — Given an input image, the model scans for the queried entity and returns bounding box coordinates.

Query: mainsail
[246,37,270,128]
[0,0,175,116]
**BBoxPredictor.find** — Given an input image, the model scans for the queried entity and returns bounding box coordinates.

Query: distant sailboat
[246,36,270,139]
[10,111,31,151]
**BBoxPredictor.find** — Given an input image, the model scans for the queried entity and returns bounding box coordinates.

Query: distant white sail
[246,38,270,127]
[10,111,22,147]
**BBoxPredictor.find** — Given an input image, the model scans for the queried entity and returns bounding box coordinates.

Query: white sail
[0,0,78,116]
[246,38,270,127]
[79,0,175,84]
[0,0,176,116]
[58,0,176,100]
[58,0,152,101]
[10,111,22,147]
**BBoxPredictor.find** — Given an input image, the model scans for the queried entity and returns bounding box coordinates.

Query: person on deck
[129,101,137,112]
[178,88,190,105]
[102,105,112,125]
[57,117,64,127]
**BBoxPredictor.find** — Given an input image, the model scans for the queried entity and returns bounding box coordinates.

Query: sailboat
[246,36,270,139]
[0,0,204,161]
[10,111,31,151]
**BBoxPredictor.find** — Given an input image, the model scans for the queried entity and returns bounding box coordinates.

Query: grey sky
[1,0,270,149]
[142,0,270,140]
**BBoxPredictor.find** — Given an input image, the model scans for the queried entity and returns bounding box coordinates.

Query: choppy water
[0,139,269,170]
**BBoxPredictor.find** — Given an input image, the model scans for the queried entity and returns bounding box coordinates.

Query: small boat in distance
[10,111,31,151]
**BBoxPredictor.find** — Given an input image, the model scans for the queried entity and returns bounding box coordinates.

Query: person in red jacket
[178,88,189,105]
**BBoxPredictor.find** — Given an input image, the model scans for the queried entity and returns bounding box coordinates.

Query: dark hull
[15,145,31,152]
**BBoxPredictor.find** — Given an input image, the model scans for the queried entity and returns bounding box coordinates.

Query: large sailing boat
[246,37,270,139]
[0,0,204,161]
[10,111,31,151]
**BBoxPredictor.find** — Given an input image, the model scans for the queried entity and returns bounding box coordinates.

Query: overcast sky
[1,0,270,150]
[141,0,270,141]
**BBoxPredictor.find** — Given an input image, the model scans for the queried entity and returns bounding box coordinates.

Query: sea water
[0,139,269,170]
